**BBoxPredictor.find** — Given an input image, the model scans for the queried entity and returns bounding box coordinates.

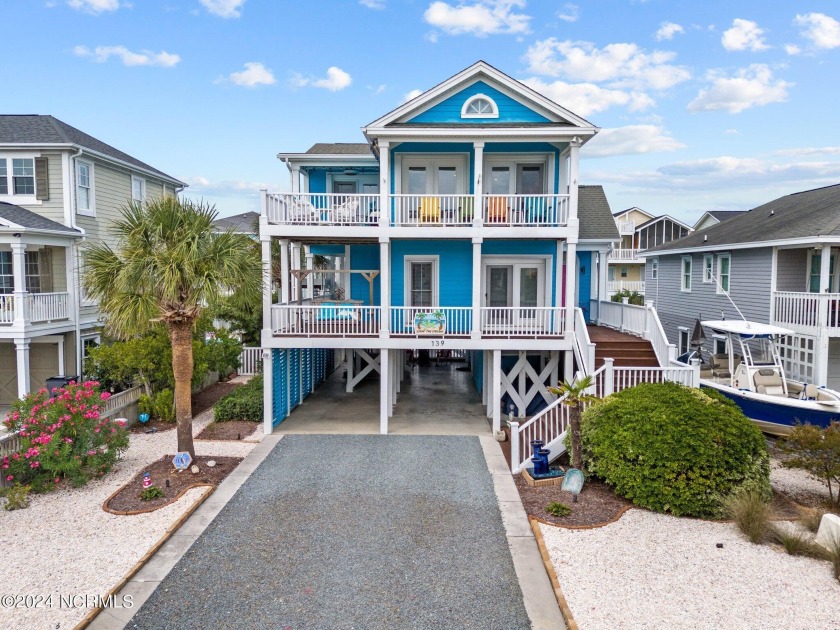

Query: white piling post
[510,421,520,473]
[604,357,615,396]
[690,357,701,388]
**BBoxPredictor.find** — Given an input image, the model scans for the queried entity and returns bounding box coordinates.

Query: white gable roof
[363,60,598,134]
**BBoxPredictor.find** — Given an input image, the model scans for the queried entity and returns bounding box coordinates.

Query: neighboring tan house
[0,115,185,404]
[641,183,840,390]
[692,210,747,232]
[607,207,691,297]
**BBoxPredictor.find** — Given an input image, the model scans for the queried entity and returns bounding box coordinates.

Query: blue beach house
[259,61,620,440]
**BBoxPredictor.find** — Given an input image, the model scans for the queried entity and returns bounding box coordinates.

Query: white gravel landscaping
[0,408,260,630]
[541,464,840,630]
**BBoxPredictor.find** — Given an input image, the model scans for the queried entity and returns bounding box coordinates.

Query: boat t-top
[678,319,840,435]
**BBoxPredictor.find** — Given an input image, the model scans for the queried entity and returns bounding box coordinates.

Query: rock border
[530,504,634,530]
[530,517,579,630]
[102,481,216,516]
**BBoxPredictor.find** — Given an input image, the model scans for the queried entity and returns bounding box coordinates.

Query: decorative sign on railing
[413,311,447,334]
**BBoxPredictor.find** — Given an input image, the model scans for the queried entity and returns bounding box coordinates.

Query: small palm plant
[548,374,597,470]
[83,196,262,458]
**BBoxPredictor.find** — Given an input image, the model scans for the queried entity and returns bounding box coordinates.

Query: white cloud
[773,146,840,156]
[73,45,180,67]
[199,0,245,18]
[220,62,276,87]
[359,0,385,8]
[557,3,578,23]
[583,125,684,158]
[292,67,352,92]
[522,78,655,117]
[795,12,840,50]
[67,0,121,13]
[523,39,690,91]
[687,64,791,114]
[424,0,530,37]
[373,84,386,95]
[724,129,739,135]
[721,18,769,52]
[784,43,802,55]
[181,176,270,199]
[655,22,684,41]
[402,89,424,103]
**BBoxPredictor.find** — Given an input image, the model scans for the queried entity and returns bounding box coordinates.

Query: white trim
[703,254,713,283]
[400,155,468,195]
[650,257,658,280]
[716,253,731,295]
[131,175,146,203]
[480,255,551,308]
[403,255,440,307]
[680,255,692,292]
[75,159,95,217]
[639,236,840,257]
[677,326,690,355]
[0,153,42,205]
[461,93,499,119]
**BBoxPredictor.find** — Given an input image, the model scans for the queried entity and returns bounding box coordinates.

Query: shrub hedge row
[214,375,263,422]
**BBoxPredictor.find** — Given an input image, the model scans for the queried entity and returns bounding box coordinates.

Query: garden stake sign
[562,468,584,502]
[172,452,193,472]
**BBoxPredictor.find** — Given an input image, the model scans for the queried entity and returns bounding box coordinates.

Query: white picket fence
[239,347,264,375]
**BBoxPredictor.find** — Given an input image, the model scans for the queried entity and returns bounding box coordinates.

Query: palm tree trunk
[168,320,195,459]
[570,406,583,470]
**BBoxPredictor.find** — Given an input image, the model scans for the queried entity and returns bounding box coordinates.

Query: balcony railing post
[604,358,615,396]
[509,421,520,473]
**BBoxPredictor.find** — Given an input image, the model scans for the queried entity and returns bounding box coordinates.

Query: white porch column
[555,240,564,331]
[15,338,30,399]
[378,141,390,228]
[57,338,65,375]
[380,348,390,434]
[263,348,273,436]
[598,250,609,322]
[11,242,28,326]
[346,350,355,393]
[820,244,832,293]
[261,235,272,340]
[291,166,301,193]
[565,240,578,331]
[471,237,483,338]
[279,239,290,304]
[492,349,502,434]
[291,242,301,301]
[379,238,390,337]
[568,138,580,221]
[305,246,314,299]
[473,141,484,227]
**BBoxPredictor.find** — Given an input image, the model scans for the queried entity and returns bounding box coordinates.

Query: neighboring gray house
[641,184,840,389]
[692,210,747,232]
[213,210,259,236]
[0,115,185,404]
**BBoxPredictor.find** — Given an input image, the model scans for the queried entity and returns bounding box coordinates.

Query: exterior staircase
[588,325,659,368]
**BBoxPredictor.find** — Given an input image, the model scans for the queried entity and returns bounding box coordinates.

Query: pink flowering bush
[2,381,129,493]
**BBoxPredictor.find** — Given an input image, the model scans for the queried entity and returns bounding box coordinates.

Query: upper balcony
[772,291,840,337]
[607,248,641,263]
[264,192,570,235]
[617,220,635,235]
[0,292,72,329]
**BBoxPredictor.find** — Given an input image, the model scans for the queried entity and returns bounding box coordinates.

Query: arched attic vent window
[461,94,499,119]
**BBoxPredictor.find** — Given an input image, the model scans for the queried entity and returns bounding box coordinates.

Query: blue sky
[6,0,840,223]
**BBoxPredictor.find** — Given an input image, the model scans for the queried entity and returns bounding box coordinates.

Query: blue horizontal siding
[350,244,381,305]
[309,244,344,256]
[308,169,327,194]
[408,81,551,124]
[481,240,559,307]
[391,240,472,307]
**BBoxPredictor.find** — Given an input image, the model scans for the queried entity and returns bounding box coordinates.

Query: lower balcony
[607,281,645,295]
[269,305,566,339]
[0,292,71,326]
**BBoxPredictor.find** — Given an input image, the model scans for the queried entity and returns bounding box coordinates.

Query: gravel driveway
[127,435,531,630]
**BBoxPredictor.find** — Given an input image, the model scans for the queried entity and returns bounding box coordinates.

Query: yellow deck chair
[419,197,441,223]
[485,197,508,223]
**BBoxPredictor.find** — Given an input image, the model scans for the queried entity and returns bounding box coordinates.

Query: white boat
[677,320,840,435]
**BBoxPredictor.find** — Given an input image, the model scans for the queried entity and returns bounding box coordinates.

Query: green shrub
[724,489,772,543]
[138,393,153,416]
[153,389,176,423]
[214,375,263,422]
[2,381,130,493]
[779,421,840,508]
[2,484,31,510]
[581,382,771,518]
[546,501,572,517]
[140,486,165,501]
[610,289,644,306]
[203,329,243,376]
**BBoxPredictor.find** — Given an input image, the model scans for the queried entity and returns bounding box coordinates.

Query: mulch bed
[192,381,241,416]
[196,420,259,441]
[516,472,632,527]
[104,455,242,515]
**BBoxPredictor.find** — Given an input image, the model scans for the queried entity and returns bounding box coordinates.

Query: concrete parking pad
[122,435,536,629]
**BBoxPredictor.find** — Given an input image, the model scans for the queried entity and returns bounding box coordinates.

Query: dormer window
[461,94,499,119]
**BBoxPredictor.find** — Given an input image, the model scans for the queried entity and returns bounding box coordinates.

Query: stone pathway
[125,435,532,629]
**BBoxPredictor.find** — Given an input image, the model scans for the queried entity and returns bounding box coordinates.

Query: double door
[485,263,545,328]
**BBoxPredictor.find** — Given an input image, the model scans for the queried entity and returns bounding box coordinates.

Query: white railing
[773,291,840,333]
[389,307,472,336]
[391,195,474,227]
[482,194,569,226]
[617,220,635,235]
[28,292,69,323]
[607,280,645,294]
[509,394,569,473]
[596,298,675,366]
[100,385,144,419]
[646,302,678,367]
[239,347,264,375]
[265,193,380,226]
[608,249,641,262]
[480,307,565,337]
[0,295,14,324]
[593,358,699,398]
[573,307,595,375]
[271,304,381,337]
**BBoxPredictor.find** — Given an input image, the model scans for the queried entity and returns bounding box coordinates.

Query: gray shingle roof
[707,210,746,221]
[0,202,81,234]
[0,115,183,184]
[306,143,372,155]
[579,185,619,240]
[213,211,259,234]
[648,184,840,253]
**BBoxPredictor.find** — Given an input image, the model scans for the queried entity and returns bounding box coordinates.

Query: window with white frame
[461,94,499,118]
[76,160,94,215]
[620,267,628,278]
[678,327,690,355]
[131,176,146,203]
[650,258,658,279]
[405,257,438,307]
[681,256,692,292]
[713,335,727,355]
[24,251,41,293]
[0,157,36,196]
[0,252,12,294]
[703,254,713,283]
[717,254,731,294]
[82,335,101,367]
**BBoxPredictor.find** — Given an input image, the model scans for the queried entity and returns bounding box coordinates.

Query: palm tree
[548,374,597,470]
[83,196,262,458]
